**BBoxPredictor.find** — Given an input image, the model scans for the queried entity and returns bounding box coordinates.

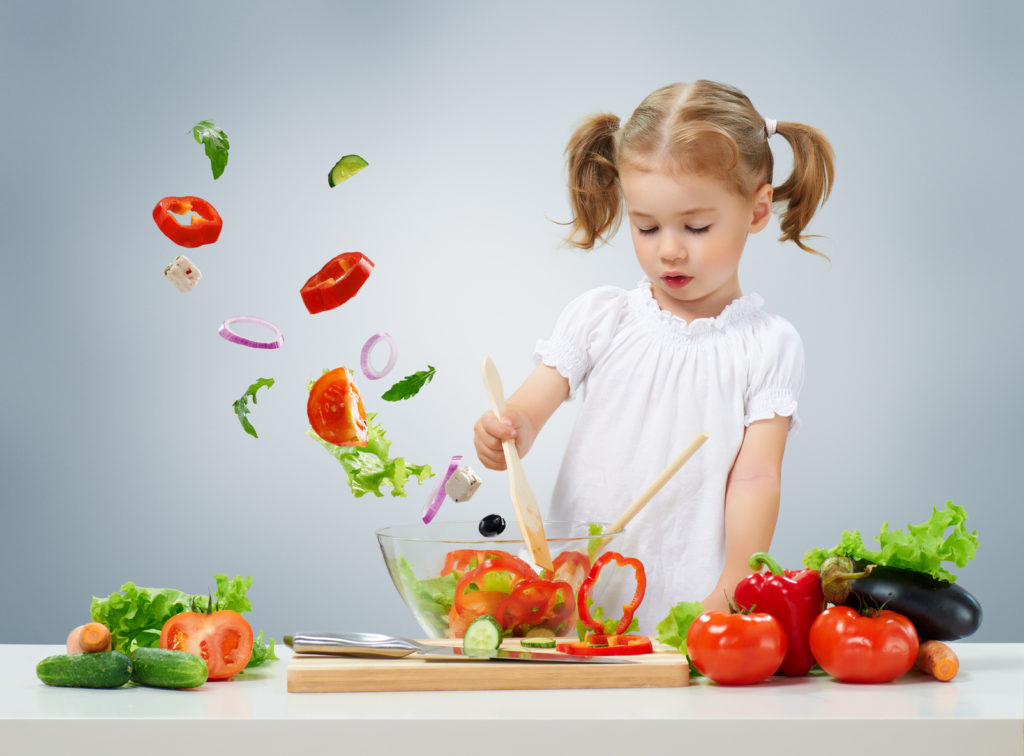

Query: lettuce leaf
[89,574,277,667]
[308,413,432,498]
[393,557,456,634]
[802,501,979,583]
[655,600,705,655]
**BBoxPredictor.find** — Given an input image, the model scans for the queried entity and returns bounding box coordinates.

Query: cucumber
[37,650,131,688]
[524,627,556,639]
[463,614,504,652]
[130,648,208,689]
[521,637,556,649]
[327,154,368,187]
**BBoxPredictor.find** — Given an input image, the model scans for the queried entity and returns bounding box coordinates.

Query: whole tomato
[809,606,919,683]
[686,610,788,685]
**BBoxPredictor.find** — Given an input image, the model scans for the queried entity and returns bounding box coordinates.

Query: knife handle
[291,632,424,658]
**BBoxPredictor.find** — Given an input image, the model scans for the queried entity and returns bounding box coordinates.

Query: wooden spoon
[481,356,554,571]
[599,430,710,550]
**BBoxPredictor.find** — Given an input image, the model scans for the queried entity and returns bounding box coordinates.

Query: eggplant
[820,556,982,641]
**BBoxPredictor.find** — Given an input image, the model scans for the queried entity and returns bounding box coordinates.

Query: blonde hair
[564,80,835,256]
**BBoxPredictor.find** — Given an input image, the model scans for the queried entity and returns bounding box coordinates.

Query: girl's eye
[686,225,710,235]
[638,226,658,235]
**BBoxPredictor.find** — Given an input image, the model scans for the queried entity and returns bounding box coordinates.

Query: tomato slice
[307,367,368,447]
[159,610,254,680]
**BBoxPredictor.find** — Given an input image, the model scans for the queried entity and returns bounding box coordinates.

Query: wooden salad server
[600,430,710,550]
[481,356,554,571]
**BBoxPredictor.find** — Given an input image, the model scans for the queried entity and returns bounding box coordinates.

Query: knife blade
[288,632,634,664]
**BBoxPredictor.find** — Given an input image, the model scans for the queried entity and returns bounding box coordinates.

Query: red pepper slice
[152,196,223,248]
[495,578,573,634]
[556,634,654,656]
[441,549,520,577]
[300,252,374,314]
[577,551,647,636]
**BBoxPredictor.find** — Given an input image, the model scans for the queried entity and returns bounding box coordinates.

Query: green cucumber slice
[520,637,556,649]
[328,154,368,187]
[463,614,504,652]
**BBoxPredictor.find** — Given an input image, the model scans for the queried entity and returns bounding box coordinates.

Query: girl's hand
[473,407,533,470]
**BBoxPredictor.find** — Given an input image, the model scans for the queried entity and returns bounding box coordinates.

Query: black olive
[478,514,506,537]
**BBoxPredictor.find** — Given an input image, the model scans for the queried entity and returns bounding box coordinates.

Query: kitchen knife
[288,632,635,663]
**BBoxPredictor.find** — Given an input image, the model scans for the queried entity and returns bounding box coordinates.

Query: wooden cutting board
[287,639,689,692]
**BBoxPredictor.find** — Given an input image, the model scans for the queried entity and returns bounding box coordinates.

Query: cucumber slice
[524,627,556,639]
[521,637,556,649]
[463,615,504,653]
[328,154,368,187]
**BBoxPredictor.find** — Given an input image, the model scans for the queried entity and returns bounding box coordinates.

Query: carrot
[915,640,959,682]
[66,622,112,654]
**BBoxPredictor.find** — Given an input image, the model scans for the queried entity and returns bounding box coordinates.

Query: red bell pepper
[152,196,223,248]
[577,551,646,636]
[556,634,654,656]
[733,551,825,676]
[300,251,374,314]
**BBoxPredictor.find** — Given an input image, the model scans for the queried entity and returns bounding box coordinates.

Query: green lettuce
[655,600,705,676]
[802,501,979,583]
[309,413,432,498]
[89,574,277,668]
[393,557,456,634]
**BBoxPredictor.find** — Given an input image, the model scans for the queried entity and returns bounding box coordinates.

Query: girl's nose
[659,232,687,263]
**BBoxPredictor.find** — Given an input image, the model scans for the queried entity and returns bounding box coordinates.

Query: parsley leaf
[192,120,230,179]
[382,365,436,402]
[233,378,274,438]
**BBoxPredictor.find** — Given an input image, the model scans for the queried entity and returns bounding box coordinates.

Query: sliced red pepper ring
[577,551,647,636]
[300,251,374,314]
[153,196,223,248]
[556,634,654,656]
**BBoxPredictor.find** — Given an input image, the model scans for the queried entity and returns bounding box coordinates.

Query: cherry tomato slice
[307,367,368,447]
[159,610,254,680]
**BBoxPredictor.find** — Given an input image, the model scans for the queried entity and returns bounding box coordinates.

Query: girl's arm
[473,363,570,470]
[701,414,791,612]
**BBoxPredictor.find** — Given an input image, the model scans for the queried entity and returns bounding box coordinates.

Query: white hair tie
[764,118,778,139]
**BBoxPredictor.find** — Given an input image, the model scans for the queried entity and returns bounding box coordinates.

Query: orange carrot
[66,622,112,654]
[915,640,959,682]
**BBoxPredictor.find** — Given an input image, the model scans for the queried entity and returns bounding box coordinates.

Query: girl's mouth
[662,274,693,289]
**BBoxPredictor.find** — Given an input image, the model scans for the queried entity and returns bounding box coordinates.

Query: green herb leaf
[192,120,230,179]
[308,413,433,497]
[586,522,604,564]
[381,365,436,402]
[232,378,274,438]
[655,601,705,676]
[802,501,979,582]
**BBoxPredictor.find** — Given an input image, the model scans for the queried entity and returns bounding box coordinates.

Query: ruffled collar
[629,277,766,338]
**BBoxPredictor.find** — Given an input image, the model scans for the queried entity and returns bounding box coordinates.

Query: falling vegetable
[308,412,432,498]
[382,365,436,401]
[300,252,374,314]
[307,367,368,447]
[192,120,230,180]
[328,154,368,187]
[422,455,462,524]
[233,378,275,439]
[152,196,223,248]
[360,332,397,380]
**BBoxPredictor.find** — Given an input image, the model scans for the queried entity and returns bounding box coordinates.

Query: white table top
[2,643,1022,755]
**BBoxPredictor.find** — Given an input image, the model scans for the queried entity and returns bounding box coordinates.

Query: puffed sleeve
[533,286,628,398]
[744,315,805,432]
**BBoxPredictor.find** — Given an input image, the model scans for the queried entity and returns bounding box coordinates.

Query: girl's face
[619,167,772,323]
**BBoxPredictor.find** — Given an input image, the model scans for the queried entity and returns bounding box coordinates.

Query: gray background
[2,0,1020,643]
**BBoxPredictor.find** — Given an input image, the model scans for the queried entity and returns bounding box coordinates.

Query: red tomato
[686,610,788,685]
[160,610,254,680]
[307,367,368,447]
[809,606,919,683]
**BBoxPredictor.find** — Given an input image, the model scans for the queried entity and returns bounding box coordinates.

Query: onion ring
[360,332,397,380]
[218,316,284,350]
[422,455,462,524]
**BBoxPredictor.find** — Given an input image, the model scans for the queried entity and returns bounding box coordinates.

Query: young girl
[473,80,834,632]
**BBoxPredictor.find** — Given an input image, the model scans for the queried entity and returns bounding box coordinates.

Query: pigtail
[563,113,622,250]
[772,122,835,257]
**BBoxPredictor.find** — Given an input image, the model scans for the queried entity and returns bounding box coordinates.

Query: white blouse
[534,278,804,633]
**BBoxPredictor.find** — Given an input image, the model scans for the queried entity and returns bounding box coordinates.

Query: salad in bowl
[377,521,623,639]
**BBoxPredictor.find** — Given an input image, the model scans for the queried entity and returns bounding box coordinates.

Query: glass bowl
[377,520,624,639]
